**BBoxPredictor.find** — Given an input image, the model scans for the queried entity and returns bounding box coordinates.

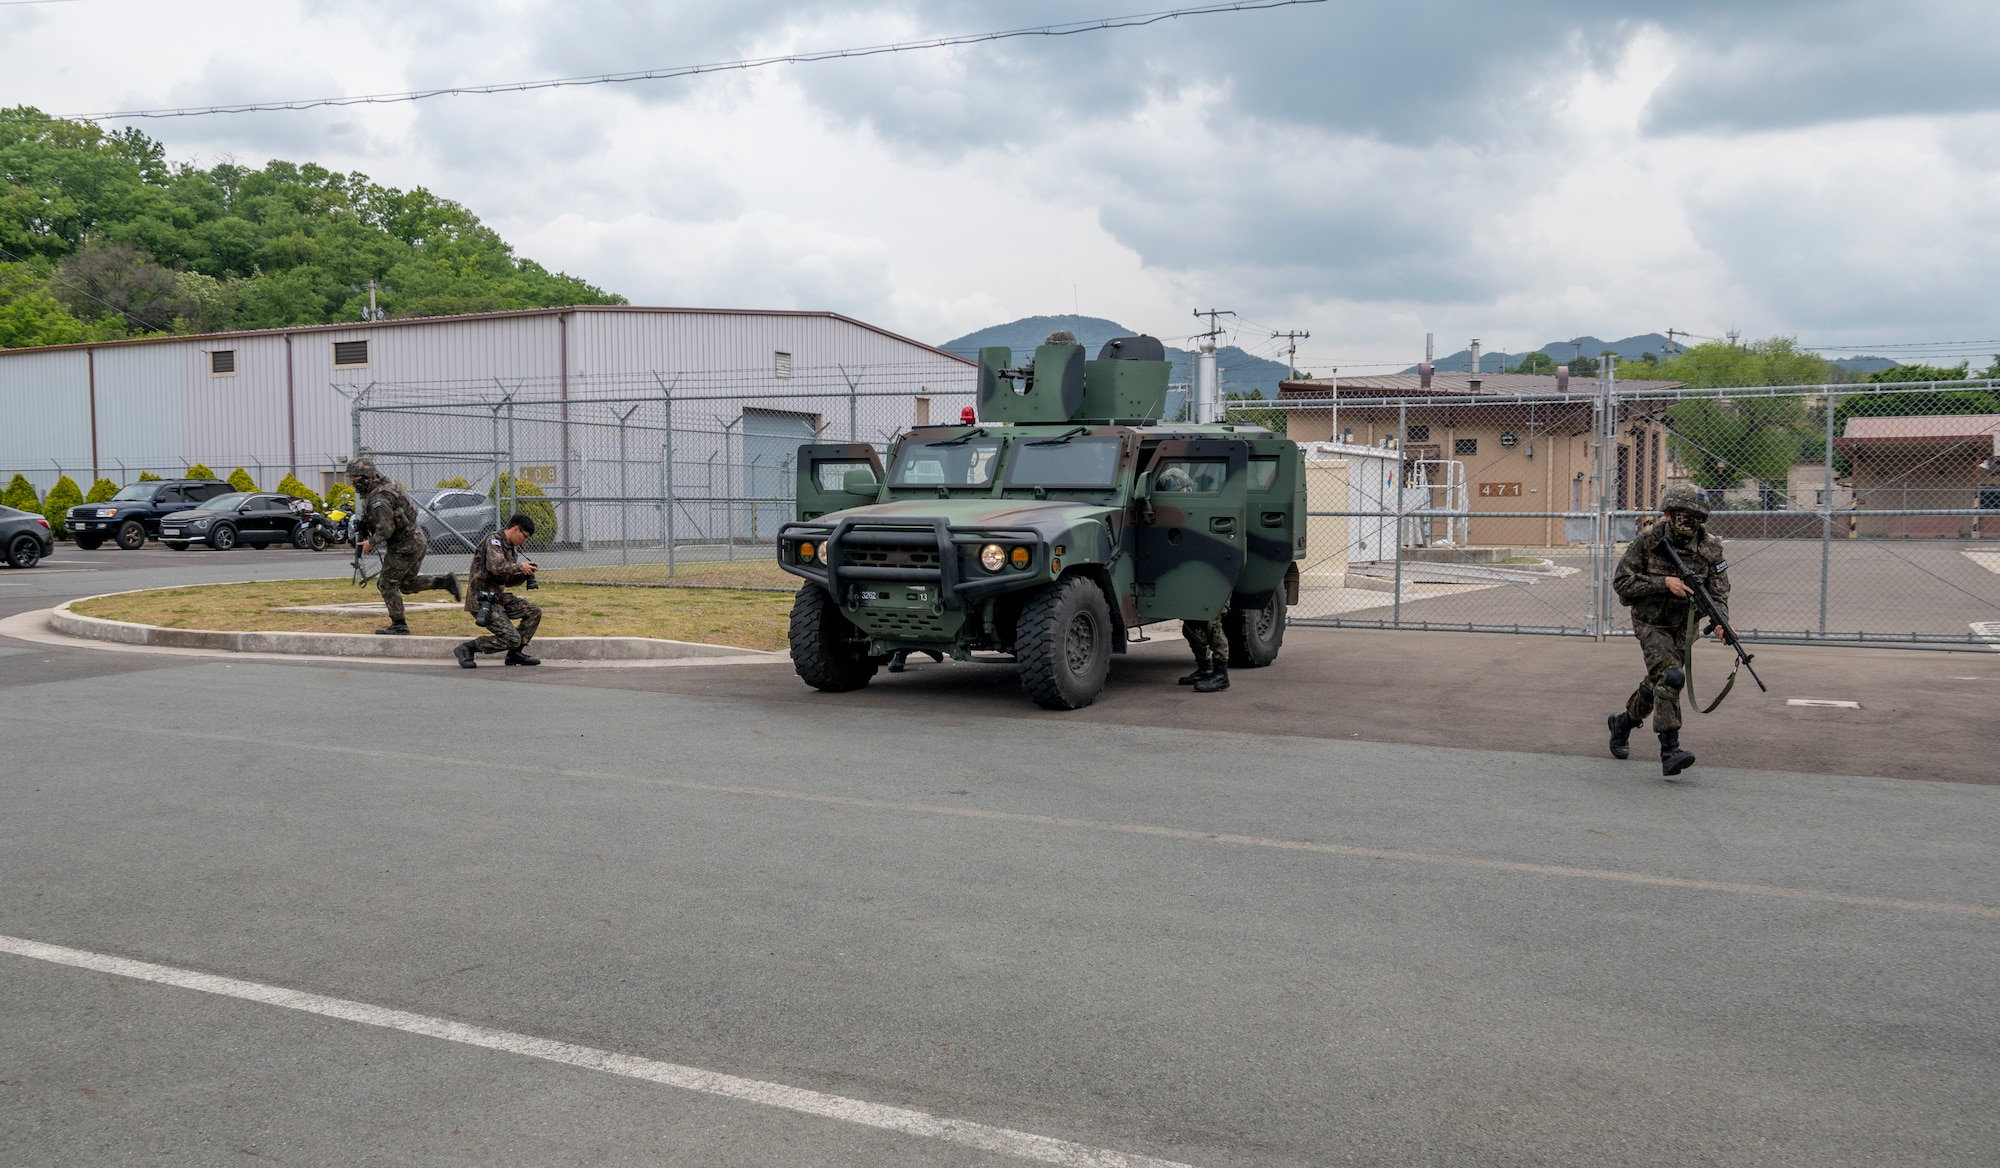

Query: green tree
[489,473,557,550]
[226,466,257,492]
[2,473,39,511]
[324,481,355,513]
[1222,389,1286,436]
[1826,362,2000,475]
[276,472,322,508]
[1506,352,1557,375]
[1653,337,1829,389]
[137,470,161,481]
[41,474,81,537]
[185,462,217,480]
[435,476,471,488]
[84,477,117,502]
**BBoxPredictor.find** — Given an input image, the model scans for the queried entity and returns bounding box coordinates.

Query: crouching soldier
[454,513,543,668]
[1608,483,1732,776]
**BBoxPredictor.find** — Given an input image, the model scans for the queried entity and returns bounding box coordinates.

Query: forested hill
[0,106,623,349]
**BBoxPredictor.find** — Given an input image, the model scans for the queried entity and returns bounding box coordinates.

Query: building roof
[1837,414,2000,448]
[0,304,976,365]
[1278,371,1684,398]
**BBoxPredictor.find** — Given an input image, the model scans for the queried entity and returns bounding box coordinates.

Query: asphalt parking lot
[2,553,1997,1166]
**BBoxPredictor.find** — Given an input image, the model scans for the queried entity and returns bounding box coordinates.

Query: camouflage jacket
[361,483,424,551]
[465,532,531,614]
[1614,522,1730,628]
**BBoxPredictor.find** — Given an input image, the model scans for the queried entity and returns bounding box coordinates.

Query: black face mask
[1668,511,1702,541]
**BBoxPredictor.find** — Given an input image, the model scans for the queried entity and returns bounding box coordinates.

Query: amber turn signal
[1010,546,1030,569]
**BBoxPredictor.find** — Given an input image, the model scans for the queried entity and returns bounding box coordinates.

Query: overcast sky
[7,0,1998,370]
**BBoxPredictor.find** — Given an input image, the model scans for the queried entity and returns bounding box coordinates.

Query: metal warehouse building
[0,306,974,497]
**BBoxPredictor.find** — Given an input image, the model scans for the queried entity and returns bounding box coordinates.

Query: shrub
[85,478,118,503]
[276,473,322,509]
[435,476,472,489]
[42,475,82,538]
[2,473,39,512]
[325,482,355,513]
[185,463,219,480]
[489,473,558,549]
[138,470,162,481]
[227,467,258,493]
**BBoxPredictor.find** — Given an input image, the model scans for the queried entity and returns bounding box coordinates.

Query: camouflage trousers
[377,540,445,625]
[1183,615,1225,661]
[470,592,542,655]
[1625,618,1694,733]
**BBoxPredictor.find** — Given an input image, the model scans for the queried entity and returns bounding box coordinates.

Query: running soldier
[1609,482,1731,776]
[348,456,459,635]
[454,513,543,668]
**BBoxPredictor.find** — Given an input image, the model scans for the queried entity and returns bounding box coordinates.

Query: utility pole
[1192,308,1235,423]
[1271,328,1310,379]
[1664,328,1682,357]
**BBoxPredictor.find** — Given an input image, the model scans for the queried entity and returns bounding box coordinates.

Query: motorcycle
[292,510,342,551]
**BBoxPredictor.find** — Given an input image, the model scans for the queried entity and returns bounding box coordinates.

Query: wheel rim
[213,528,234,549]
[118,523,144,549]
[1253,595,1278,639]
[12,536,38,566]
[1064,611,1096,673]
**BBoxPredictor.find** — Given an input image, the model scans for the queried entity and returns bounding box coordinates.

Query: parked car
[2,504,55,568]
[406,488,499,552]
[67,479,238,550]
[159,492,310,551]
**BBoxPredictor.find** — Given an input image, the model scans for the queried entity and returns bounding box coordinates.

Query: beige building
[1835,414,2000,539]
[1278,371,1685,547]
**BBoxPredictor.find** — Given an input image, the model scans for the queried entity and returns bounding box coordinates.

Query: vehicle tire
[164,541,190,551]
[208,525,237,551]
[74,534,103,550]
[115,519,147,550]
[1224,589,1286,668]
[1015,576,1113,710]
[6,534,43,569]
[307,527,328,551]
[788,584,877,692]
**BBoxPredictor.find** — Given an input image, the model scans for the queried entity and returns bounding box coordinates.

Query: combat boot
[1193,660,1230,693]
[1607,712,1640,760]
[504,649,541,666]
[438,573,462,602]
[374,623,411,636]
[1659,730,1696,778]
[1178,656,1211,685]
[454,641,477,669]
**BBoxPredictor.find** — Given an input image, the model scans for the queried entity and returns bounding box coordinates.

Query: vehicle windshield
[194,493,249,511]
[1003,436,1123,489]
[112,484,157,501]
[888,437,1004,488]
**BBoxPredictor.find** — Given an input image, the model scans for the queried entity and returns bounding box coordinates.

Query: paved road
[2,556,1997,1165]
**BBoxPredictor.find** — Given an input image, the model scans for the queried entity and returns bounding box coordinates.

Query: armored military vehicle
[777,334,1304,709]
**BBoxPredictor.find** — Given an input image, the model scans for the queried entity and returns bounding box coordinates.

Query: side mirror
[842,467,879,494]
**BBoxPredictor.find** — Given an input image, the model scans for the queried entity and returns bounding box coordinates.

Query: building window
[1454,437,1478,456]
[1407,424,1430,442]
[333,340,370,368]
[210,350,236,376]
[774,351,793,380]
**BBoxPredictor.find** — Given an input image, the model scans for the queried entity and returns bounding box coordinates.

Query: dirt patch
[71,578,797,652]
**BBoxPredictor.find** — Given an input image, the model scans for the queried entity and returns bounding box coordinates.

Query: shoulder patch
[1712,559,1728,573]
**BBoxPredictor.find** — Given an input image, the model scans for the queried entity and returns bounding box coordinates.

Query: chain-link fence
[355,362,974,591]
[1247,378,2000,648]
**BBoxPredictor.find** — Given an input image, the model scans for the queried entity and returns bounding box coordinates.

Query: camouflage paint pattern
[1625,617,1693,732]
[470,592,542,655]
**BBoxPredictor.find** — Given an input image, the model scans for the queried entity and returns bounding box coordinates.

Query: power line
[66,0,1326,121]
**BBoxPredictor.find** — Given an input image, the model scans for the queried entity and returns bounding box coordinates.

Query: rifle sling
[1682,605,1737,714]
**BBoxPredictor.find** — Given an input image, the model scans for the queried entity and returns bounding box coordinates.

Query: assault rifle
[1658,533,1766,694]
[349,511,379,586]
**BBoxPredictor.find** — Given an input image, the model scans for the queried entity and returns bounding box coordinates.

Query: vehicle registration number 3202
[859,588,929,603]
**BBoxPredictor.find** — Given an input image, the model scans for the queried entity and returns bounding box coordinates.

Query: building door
[740,409,818,541]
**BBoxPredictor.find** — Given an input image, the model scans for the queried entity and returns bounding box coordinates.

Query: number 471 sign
[1479,482,1522,497]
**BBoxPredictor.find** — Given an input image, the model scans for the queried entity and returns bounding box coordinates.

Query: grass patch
[72,578,796,652]
[540,559,794,590]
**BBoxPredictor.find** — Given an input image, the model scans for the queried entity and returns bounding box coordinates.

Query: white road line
[0,933,1196,1168]
[1788,699,1861,709]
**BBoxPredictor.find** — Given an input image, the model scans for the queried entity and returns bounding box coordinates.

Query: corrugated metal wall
[0,309,970,494]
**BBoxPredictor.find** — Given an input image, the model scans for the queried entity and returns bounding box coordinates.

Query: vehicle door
[1133,438,1248,622]
[795,443,886,520]
[1236,438,1302,603]
[247,495,285,541]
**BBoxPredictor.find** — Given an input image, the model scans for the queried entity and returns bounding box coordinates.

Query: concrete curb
[48,594,776,662]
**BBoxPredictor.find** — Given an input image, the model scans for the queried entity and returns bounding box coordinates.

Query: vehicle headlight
[980,543,1005,572]
[190,519,210,530]
[96,508,116,517]
[1010,546,1030,569]
[799,541,816,563]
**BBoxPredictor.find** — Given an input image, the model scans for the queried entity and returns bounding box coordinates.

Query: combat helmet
[1660,482,1709,516]
[346,455,382,487]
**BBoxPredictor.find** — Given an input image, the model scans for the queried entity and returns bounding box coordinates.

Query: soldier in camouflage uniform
[454,513,542,668]
[1610,482,1732,776]
[348,456,460,636]
[1156,462,1231,693]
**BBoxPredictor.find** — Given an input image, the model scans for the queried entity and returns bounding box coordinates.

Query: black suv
[68,479,238,550]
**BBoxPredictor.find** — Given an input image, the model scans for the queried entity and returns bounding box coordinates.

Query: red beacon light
[960,406,977,424]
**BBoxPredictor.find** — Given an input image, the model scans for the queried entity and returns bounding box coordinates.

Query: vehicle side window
[159,487,186,504]
[1248,457,1279,492]
[815,461,873,491]
[1152,460,1228,496]
[261,497,288,512]
[189,483,224,501]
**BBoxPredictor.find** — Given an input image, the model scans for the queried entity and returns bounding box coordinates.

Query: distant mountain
[1827,355,1901,374]
[939,315,1294,402]
[1403,334,1905,376]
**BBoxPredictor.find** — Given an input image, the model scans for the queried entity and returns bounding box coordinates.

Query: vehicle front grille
[855,608,957,639]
